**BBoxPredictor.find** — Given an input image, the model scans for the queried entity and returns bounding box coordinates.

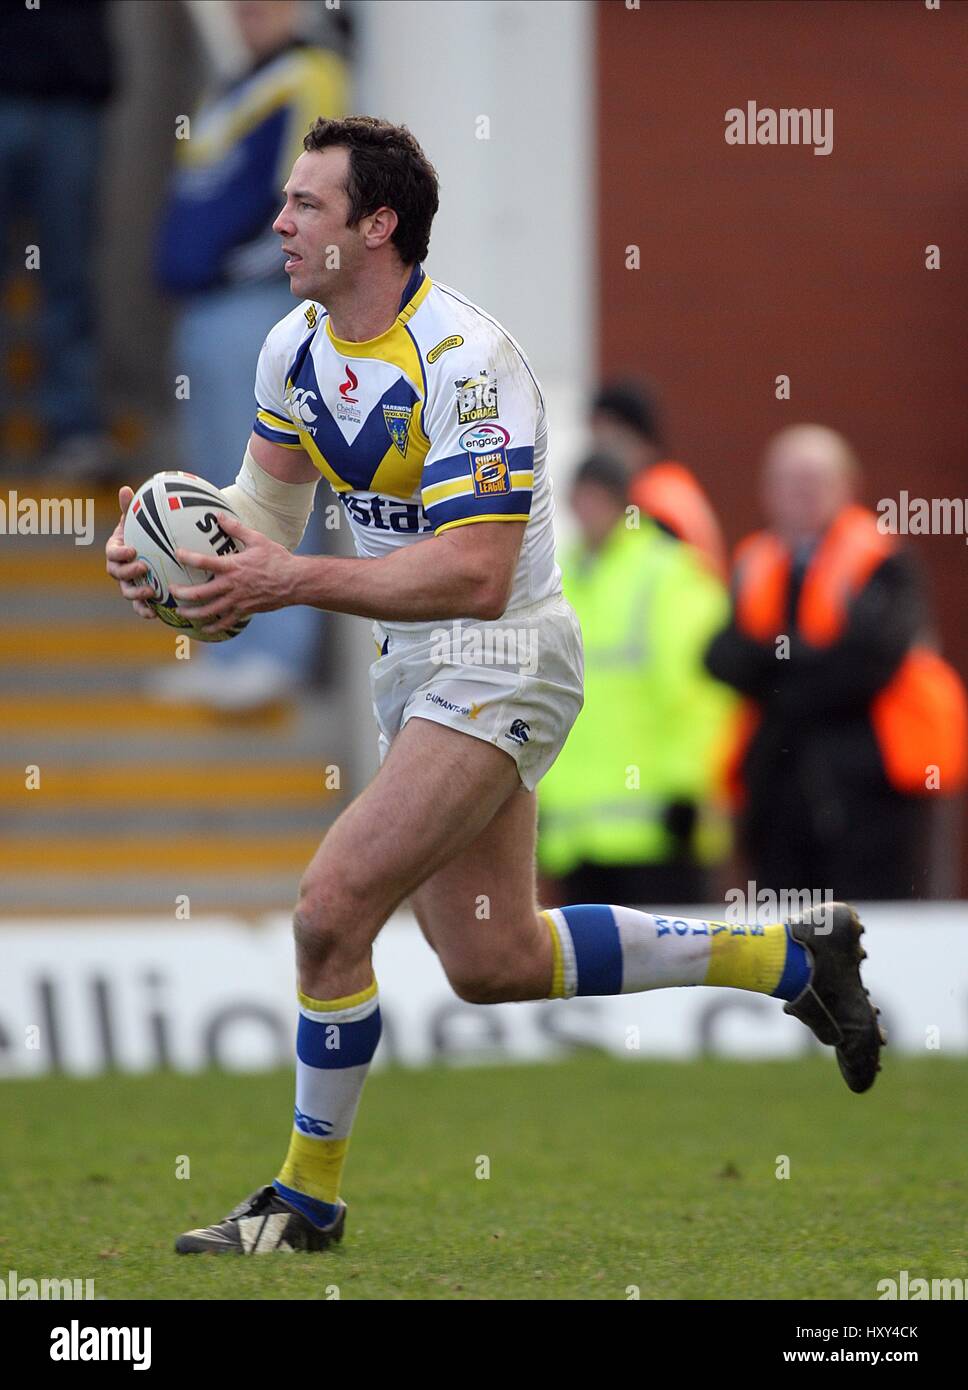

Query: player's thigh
[408,781,546,990]
[297,715,522,929]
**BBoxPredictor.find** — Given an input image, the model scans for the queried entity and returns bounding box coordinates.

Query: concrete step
[1,622,188,665]
[6,592,157,623]
[0,550,110,589]
[0,832,323,876]
[1,805,336,836]
[1,761,342,805]
[0,875,302,914]
[0,693,299,737]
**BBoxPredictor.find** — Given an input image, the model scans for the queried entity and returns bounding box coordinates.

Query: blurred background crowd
[1,0,965,914]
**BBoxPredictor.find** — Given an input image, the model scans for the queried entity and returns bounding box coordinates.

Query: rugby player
[105,117,884,1255]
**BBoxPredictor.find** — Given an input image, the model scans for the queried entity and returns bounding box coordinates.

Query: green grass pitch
[3,1055,965,1300]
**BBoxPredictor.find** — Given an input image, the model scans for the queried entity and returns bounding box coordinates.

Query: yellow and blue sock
[542,905,810,1000]
[274,978,382,1228]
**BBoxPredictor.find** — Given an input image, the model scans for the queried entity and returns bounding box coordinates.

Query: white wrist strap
[221,446,318,551]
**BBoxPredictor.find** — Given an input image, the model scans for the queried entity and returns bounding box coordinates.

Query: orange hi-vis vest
[730,504,968,797]
[630,461,727,579]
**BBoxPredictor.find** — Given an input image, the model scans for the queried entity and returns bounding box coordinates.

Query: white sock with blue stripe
[542,904,810,1000]
[274,979,382,1228]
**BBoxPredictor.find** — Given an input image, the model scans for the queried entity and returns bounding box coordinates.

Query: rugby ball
[123,471,250,642]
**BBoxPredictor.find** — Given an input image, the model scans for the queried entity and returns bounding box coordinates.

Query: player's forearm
[289,538,509,622]
[221,444,319,550]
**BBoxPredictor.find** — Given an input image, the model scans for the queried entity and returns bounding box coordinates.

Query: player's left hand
[171,512,298,634]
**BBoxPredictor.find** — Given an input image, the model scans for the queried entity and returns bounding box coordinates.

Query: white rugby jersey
[252,265,560,630]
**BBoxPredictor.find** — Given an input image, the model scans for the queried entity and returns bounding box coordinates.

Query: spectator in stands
[590,380,727,578]
[150,0,350,711]
[538,453,736,907]
[706,424,967,900]
[0,0,116,475]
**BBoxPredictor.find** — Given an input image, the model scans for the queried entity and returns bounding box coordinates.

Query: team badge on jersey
[455,370,498,424]
[383,404,413,457]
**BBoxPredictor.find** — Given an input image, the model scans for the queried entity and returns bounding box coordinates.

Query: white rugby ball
[123,471,250,642]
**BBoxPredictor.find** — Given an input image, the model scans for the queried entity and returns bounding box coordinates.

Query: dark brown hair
[303,115,439,265]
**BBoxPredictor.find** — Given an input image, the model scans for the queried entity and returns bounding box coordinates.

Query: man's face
[589,412,656,474]
[232,0,298,60]
[273,148,365,303]
[571,480,625,552]
[762,429,853,542]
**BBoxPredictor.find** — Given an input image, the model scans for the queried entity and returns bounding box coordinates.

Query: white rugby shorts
[369,592,584,790]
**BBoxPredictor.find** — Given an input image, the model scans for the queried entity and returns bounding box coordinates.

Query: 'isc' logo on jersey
[455,371,498,424]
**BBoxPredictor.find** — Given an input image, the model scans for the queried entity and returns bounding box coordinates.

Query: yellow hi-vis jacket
[537,518,737,876]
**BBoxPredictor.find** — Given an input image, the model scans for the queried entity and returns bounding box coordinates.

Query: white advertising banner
[0,905,965,1077]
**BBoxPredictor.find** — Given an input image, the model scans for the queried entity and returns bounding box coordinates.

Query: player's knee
[292,899,335,967]
[446,957,521,1005]
[293,865,372,962]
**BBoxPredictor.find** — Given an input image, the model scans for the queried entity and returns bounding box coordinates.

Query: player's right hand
[105,486,157,619]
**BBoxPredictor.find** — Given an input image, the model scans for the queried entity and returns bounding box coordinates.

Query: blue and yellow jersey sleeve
[252,310,311,451]
[419,346,538,534]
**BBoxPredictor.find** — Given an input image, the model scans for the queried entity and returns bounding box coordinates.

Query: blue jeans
[170,278,323,677]
[0,96,103,441]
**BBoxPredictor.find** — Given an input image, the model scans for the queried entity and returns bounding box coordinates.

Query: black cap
[591,379,664,447]
[571,451,631,503]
